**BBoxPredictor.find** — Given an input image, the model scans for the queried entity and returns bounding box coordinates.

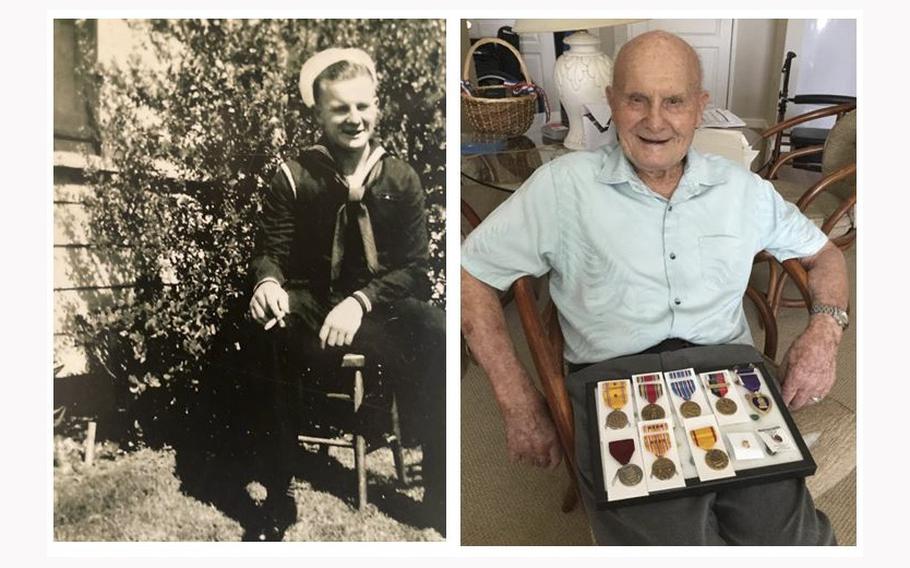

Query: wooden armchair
[758,109,856,313]
[511,259,811,513]
[756,99,856,177]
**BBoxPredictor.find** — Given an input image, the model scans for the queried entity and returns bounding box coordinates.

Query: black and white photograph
[53,18,446,542]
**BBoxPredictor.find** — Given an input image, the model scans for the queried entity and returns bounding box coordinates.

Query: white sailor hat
[298,47,377,108]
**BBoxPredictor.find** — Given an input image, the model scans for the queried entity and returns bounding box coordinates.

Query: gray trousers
[568,344,836,546]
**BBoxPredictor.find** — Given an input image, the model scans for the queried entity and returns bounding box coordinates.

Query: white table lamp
[513,19,644,150]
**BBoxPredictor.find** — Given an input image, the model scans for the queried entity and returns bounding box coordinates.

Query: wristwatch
[810,303,849,331]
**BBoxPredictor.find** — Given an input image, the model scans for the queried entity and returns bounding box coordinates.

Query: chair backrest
[821,110,857,201]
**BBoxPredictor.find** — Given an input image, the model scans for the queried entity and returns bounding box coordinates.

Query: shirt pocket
[698,234,749,291]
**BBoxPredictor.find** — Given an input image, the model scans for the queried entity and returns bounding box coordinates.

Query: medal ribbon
[737,370,761,393]
[666,369,693,381]
[604,381,628,411]
[706,372,730,399]
[608,439,635,465]
[690,426,718,450]
[643,432,671,458]
[638,382,662,404]
[670,379,696,401]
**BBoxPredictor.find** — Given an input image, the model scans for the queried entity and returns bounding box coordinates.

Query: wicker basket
[462,37,538,137]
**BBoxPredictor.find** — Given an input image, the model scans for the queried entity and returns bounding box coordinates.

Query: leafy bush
[73,19,446,429]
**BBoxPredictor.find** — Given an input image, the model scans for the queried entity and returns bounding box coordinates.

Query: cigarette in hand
[263,315,286,330]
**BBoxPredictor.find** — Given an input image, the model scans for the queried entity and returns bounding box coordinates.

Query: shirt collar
[595,140,730,200]
[306,138,387,179]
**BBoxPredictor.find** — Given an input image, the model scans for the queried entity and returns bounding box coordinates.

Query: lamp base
[553,30,613,151]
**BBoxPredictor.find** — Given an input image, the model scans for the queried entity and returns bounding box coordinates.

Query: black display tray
[585,359,816,509]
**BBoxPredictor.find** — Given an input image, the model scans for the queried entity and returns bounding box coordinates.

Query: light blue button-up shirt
[462,142,829,364]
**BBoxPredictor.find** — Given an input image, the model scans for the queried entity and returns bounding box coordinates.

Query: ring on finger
[810,395,823,404]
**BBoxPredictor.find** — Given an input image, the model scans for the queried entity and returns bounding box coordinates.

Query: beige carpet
[461,202,857,546]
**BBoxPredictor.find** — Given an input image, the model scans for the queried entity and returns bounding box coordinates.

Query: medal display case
[584,357,815,508]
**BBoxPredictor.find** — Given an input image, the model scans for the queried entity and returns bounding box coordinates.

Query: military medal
[602,381,630,429]
[735,366,772,415]
[690,426,729,470]
[642,423,677,480]
[608,439,643,487]
[636,375,666,420]
[705,372,737,415]
[670,378,702,418]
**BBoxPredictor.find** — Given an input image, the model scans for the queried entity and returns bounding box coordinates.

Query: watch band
[810,303,849,330]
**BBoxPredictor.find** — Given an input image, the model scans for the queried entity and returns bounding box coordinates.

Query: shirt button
[668,205,673,212]
[669,252,677,260]
[674,298,682,305]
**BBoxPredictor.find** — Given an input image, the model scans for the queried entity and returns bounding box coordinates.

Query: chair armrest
[767,145,824,179]
[796,163,857,213]
[760,102,857,139]
[781,258,812,308]
[744,284,779,361]
[512,276,576,470]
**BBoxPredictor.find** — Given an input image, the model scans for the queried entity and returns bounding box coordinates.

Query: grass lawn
[54,439,442,542]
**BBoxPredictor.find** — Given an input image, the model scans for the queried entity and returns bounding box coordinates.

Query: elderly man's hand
[780,315,842,410]
[319,297,364,349]
[501,389,563,469]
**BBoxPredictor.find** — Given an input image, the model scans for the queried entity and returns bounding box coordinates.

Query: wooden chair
[758,109,856,313]
[756,99,856,177]
[295,353,409,511]
[510,259,812,512]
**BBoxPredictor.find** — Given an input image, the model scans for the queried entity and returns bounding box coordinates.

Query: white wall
[729,19,780,129]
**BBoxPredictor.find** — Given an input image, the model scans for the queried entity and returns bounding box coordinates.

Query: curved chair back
[821,110,856,202]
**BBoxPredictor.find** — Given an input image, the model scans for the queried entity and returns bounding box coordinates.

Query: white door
[615,20,735,109]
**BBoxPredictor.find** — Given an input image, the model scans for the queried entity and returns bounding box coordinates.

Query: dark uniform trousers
[254,286,446,509]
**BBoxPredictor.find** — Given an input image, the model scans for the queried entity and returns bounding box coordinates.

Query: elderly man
[461,31,846,545]
[248,48,445,539]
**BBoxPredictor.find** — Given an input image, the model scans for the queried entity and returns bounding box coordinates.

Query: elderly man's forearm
[803,241,849,308]
[801,240,849,342]
[461,268,540,411]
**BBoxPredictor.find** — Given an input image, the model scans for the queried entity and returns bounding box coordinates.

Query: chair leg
[390,393,409,486]
[561,464,580,513]
[352,366,367,511]
[561,482,579,513]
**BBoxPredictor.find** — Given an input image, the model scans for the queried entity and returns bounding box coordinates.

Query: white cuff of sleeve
[352,290,372,313]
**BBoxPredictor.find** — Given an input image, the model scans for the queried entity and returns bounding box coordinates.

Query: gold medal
[706,372,738,415]
[608,439,642,487]
[690,426,729,471]
[602,381,630,429]
[669,376,701,418]
[651,456,677,480]
[606,409,629,429]
[643,423,677,481]
[641,403,665,421]
[705,448,730,470]
[680,400,701,418]
[617,463,643,486]
[715,397,737,415]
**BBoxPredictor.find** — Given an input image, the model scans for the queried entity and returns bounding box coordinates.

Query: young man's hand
[250,280,289,327]
[319,297,364,349]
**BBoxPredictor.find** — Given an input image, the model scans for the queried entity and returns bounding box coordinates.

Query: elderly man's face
[314,74,378,152]
[607,49,707,176]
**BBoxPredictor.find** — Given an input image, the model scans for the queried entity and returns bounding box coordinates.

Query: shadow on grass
[163,345,441,540]
[58,328,442,541]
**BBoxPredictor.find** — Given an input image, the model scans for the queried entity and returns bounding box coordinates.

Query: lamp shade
[512,19,644,34]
